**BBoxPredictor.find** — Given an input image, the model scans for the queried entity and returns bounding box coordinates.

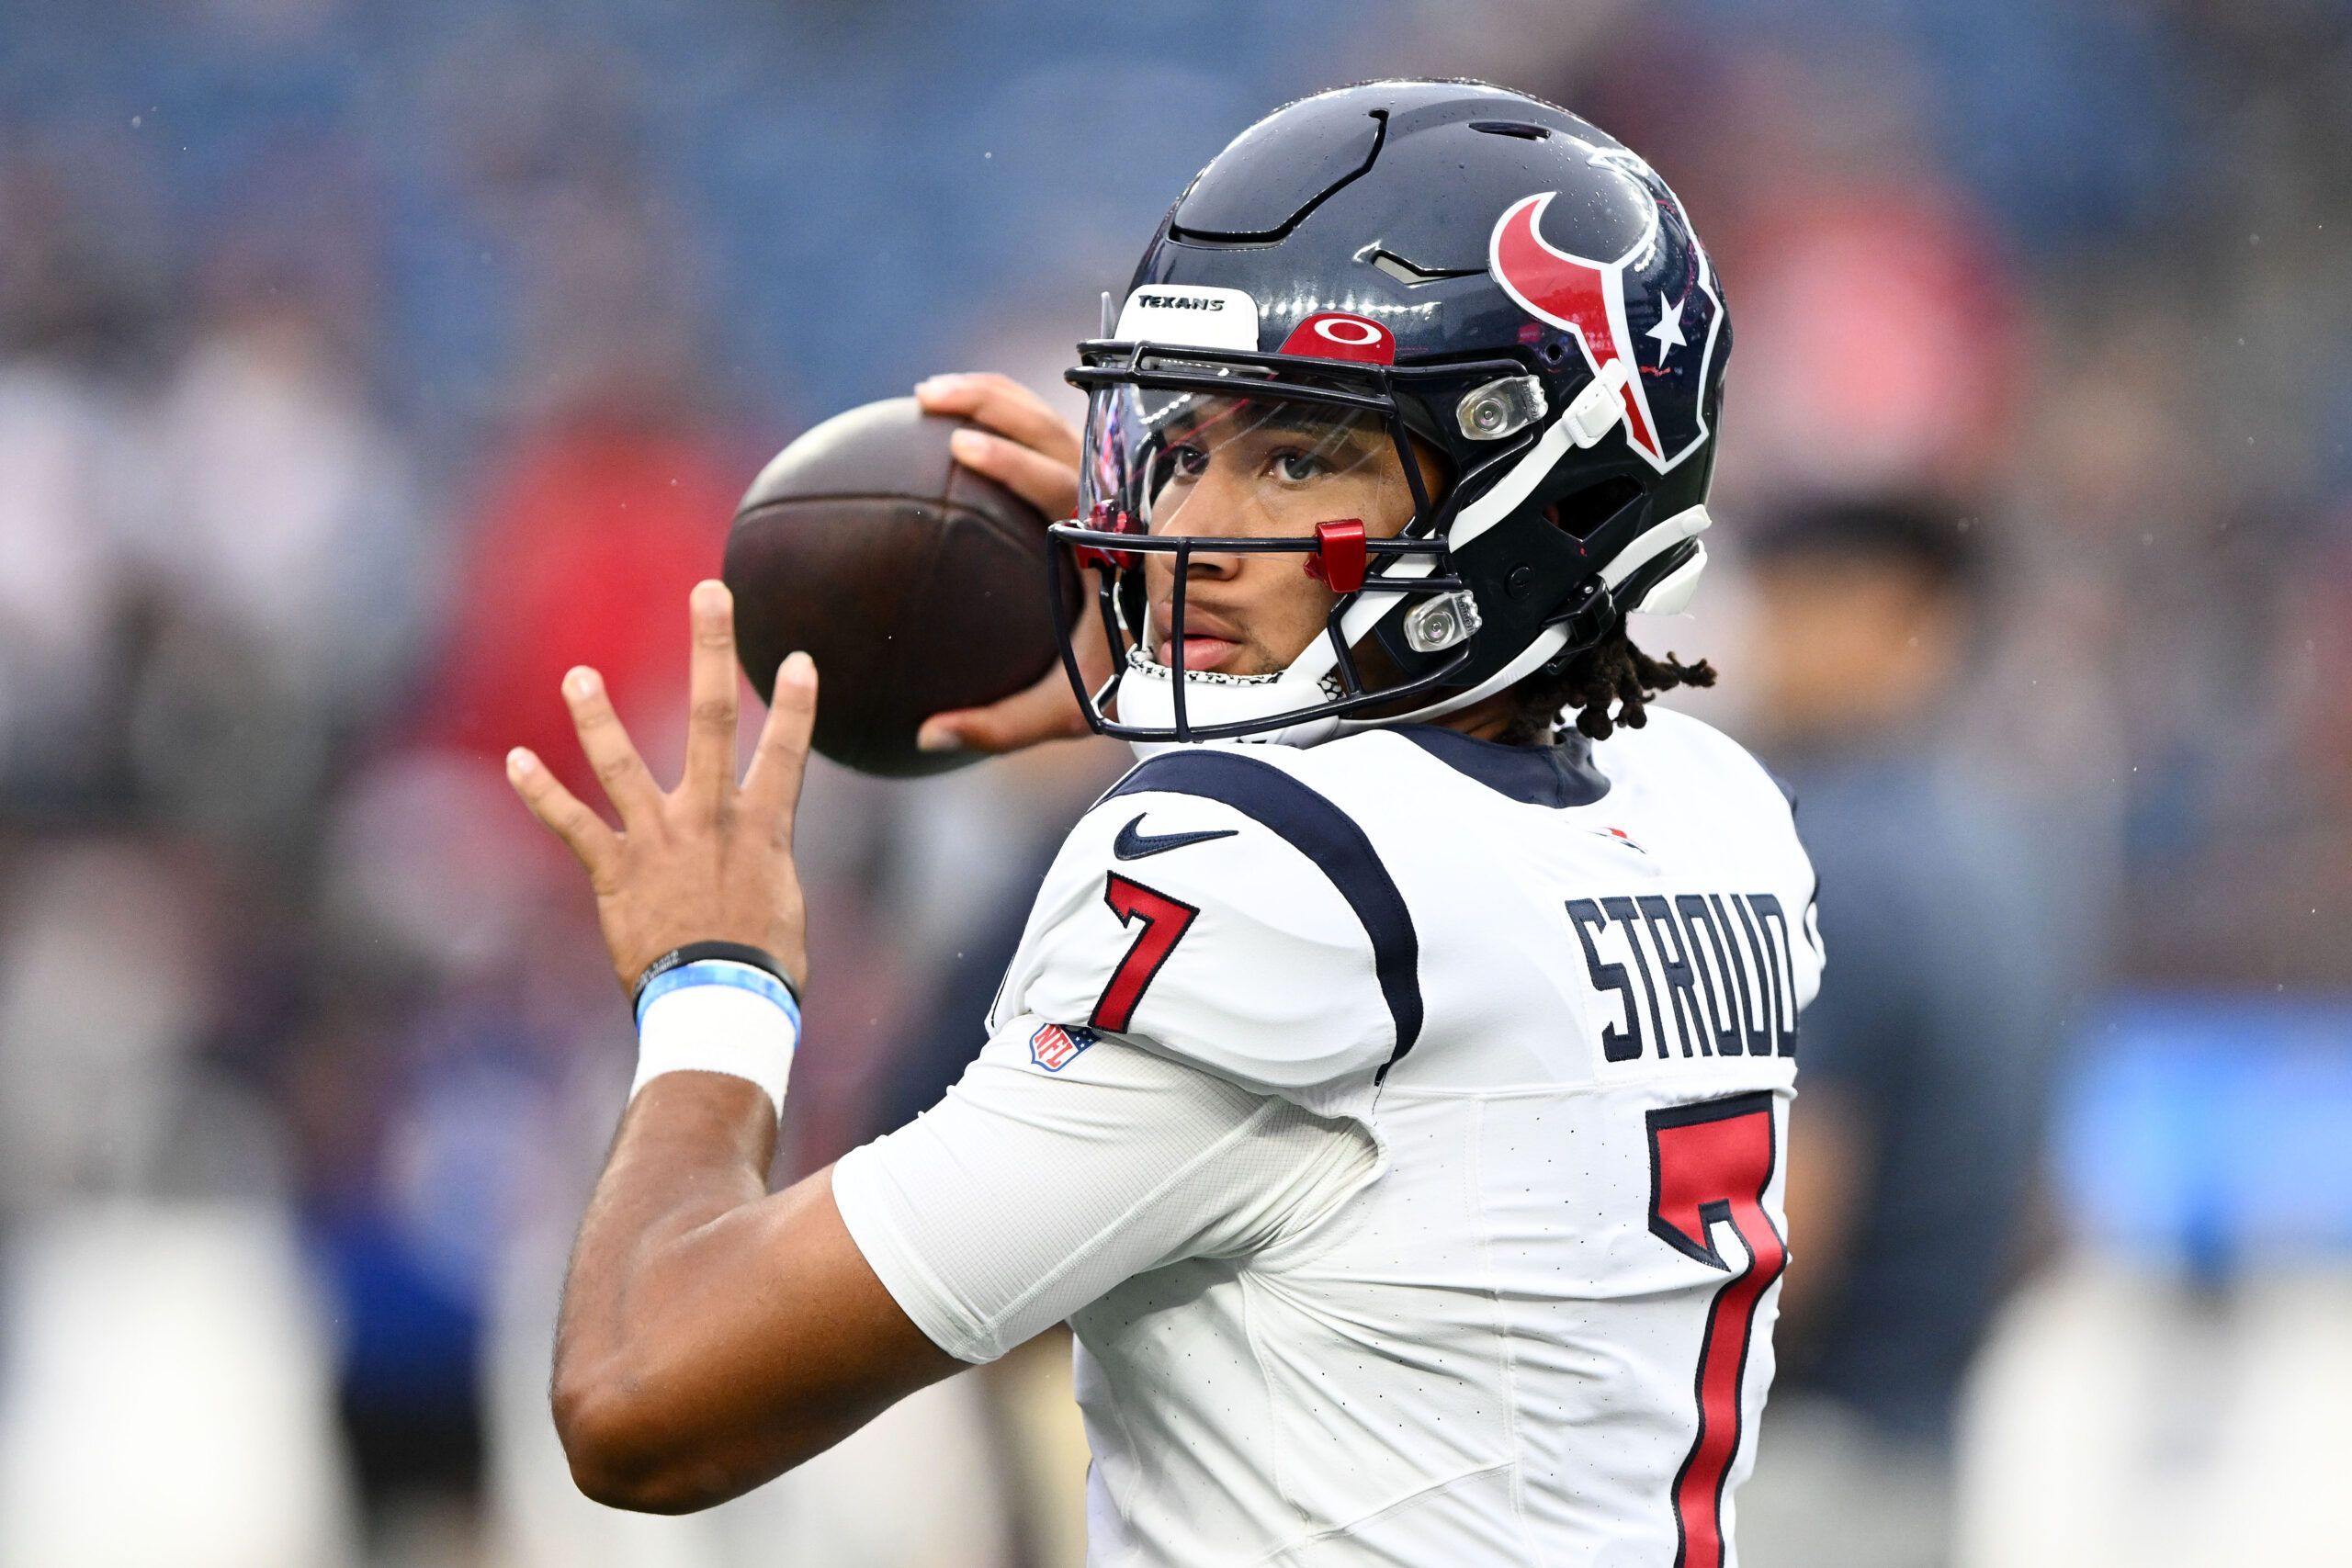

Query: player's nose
[1148,505,1246,586]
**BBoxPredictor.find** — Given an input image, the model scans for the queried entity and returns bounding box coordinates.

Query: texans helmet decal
[1488,179,1724,474]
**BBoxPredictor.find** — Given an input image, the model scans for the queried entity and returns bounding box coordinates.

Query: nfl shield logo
[1029,1022,1095,1072]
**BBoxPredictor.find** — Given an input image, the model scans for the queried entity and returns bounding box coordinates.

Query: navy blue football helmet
[1051,79,1731,748]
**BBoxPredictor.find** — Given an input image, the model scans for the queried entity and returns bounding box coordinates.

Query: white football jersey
[841,710,1820,1565]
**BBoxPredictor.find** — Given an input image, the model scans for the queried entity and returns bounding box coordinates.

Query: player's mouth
[1167,634,1241,672]
[1149,604,1249,675]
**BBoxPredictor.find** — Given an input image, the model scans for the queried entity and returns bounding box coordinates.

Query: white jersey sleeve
[831,1015,1375,1364]
[988,746,1418,1097]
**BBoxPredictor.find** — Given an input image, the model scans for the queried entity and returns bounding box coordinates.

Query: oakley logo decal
[1277,311,1396,365]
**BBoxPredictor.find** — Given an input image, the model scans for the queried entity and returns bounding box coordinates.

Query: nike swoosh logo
[1112,813,1237,861]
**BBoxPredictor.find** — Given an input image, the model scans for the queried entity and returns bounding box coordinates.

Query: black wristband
[631,941,801,1015]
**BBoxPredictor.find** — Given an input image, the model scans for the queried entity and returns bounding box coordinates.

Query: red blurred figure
[423,414,752,799]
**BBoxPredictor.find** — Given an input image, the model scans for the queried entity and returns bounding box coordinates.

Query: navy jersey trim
[1394,725,1611,808]
[1103,750,1424,1070]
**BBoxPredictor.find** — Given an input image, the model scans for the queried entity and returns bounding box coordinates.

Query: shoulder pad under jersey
[1595,705,1808,855]
[1592,705,1823,1011]
[989,745,1421,1091]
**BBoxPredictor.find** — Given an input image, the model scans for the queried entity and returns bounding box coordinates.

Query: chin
[1218,649,1284,680]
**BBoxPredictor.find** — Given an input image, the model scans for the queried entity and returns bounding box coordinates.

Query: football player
[508,80,1822,1566]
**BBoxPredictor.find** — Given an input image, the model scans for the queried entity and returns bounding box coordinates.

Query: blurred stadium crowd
[0,2,2346,1565]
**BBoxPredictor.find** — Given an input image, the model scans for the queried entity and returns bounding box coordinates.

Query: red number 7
[1647,1091,1787,1568]
[1090,873,1200,1032]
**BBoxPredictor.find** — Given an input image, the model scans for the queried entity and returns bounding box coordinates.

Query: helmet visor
[1081,380,1423,542]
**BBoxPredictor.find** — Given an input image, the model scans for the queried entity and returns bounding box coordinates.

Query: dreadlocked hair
[1499,619,1717,746]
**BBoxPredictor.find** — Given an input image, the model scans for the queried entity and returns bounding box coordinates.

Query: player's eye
[1147,443,1206,504]
[1268,447,1329,484]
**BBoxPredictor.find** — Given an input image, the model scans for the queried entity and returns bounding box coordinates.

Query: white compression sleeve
[831,1017,1376,1364]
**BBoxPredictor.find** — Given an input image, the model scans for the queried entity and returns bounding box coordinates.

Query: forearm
[551,1074,786,1505]
[550,1069,958,1512]
[557,1075,774,1396]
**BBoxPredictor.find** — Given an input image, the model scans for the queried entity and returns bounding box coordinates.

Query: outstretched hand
[507,580,815,997]
[911,372,1114,755]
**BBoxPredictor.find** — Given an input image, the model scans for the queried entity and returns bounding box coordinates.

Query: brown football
[721,396,1073,778]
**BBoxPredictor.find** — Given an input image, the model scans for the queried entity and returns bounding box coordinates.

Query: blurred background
[0,1,2345,1563]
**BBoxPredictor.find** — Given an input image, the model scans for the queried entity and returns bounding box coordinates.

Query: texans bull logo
[1488,181,1724,474]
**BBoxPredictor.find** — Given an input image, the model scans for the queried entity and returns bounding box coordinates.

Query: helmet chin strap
[1114,655,1341,756]
[1114,622,1559,756]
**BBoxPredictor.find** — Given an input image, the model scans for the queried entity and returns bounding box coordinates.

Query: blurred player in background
[510,81,1824,1564]
[1731,494,2072,1568]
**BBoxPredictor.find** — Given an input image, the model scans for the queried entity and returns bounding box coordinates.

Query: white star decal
[1645,292,1688,366]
